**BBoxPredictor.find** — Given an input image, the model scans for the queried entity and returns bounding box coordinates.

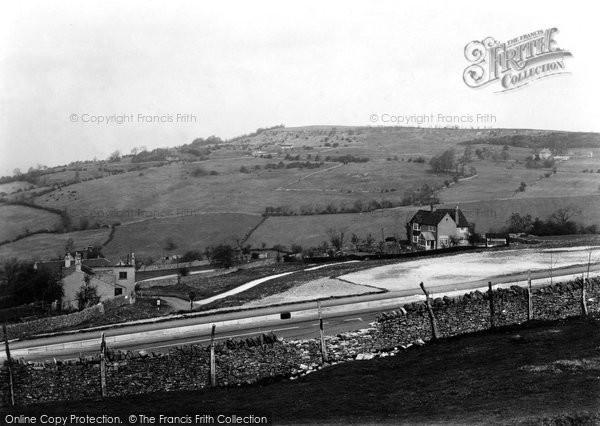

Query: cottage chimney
[130,252,135,266]
[64,253,71,268]
[75,252,82,272]
[455,206,459,226]
[430,203,434,212]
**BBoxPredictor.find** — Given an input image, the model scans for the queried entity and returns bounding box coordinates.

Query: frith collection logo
[463,28,571,92]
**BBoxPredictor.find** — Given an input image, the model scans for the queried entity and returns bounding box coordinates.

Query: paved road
[4,262,599,362]
[15,311,381,362]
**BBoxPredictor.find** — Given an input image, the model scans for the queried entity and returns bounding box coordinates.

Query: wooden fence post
[527,270,533,321]
[419,282,439,340]
[317,302,328,363]
[488,282,495,328]
[100,332,107,397]
[3,325,15,406]
[581,275,588,317]
[210,324,216,387]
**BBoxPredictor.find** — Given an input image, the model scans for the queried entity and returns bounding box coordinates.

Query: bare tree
[549,206,581,226]
[327,227,347,252]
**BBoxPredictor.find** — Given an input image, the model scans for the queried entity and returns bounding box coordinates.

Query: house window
[412,223,420,230]
[119,271,127,280]
[412,235,419,243]
[114,288,123,296]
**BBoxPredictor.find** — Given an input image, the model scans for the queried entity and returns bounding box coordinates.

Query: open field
[139,263,305,302]
[512,170,600,199]
[341,246,600,291]
[103,213,264,260]
[246,194,600,249]
[247,211,412,249]
[21,317,600,424]
[31,127,598,225]
[0,205,62,242]
[1,126,598,261]
[0,181,35,194]
[240,277,380,308]
[0,228,111,262]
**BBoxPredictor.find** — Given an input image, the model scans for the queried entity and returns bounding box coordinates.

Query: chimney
[75,252,82,272]
[455,206,459,226]
[430,203,434,212]
[65,253,71,268]
[130,252,135,266]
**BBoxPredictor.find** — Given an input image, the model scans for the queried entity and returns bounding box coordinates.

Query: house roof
[82,258,113,268]
[409,209,470,227]
[35,257,116,274]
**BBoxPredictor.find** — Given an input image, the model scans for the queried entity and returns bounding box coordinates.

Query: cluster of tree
[180,146,210,159]
[2,165,53,185]
[460,131,600,152]
[209,244,236,268]
[324,155,369,164]
[525,156,555,169]
[265,198,400,216]
[226,125,285,143]
[191,167,219,177]
[107,151,121,162]
[429,148,479,179]
[131,148,171,163]
[187,135,224,147]
[474,146,510,162]
[284,161,323,170]
[1,259,63,308]
[505,207,598,236]
[304,228,400,257]
[180,250,204,262]
[429,149,456,173]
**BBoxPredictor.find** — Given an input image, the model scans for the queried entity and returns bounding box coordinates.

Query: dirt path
[277,163,344,190]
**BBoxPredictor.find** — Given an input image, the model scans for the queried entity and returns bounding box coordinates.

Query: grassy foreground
[13,317,600,425]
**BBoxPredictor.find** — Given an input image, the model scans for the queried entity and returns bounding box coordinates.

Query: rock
[413,339,425,346]
[355,353,374,360]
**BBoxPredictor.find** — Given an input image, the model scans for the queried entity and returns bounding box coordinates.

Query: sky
[1,0,598,175]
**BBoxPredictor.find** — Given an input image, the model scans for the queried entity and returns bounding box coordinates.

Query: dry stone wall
[2,277,599,407]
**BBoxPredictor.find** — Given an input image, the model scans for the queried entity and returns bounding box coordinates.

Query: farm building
[534,148,553,160]
[34,251,136,309]
[406,206,471,250]
[485,233,510,247]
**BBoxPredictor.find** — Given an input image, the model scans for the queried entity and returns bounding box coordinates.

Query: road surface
[4,263,598,362]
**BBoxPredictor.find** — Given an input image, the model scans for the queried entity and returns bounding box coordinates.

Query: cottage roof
[409,209,470,227]
[83,258,113,268]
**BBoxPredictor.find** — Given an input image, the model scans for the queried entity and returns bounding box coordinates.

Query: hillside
[1,126,599,262]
